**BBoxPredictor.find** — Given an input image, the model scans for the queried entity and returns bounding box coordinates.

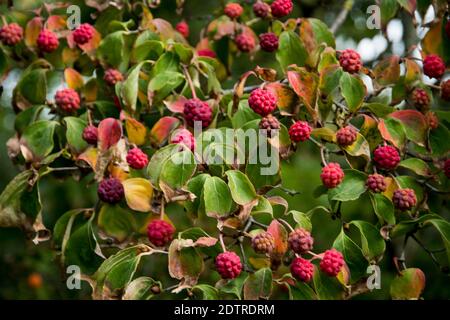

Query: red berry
[423,54,445,79]
[259,114,280,137]
[183,98,213,128]
[412,88,430,112]
[288,228,314,254]
[0,23,23,46]
[104,68,123,86]
[197,48,216,58]
[215,251,242,279]
[393,188,417,211]
[175,21,189,38]
[373,145,400,170]
[147,220,175,247]
[253,1,270,18]
[235,33,256,52]
[426,111,439,130]
[290,257,314,282]
[55,88,80,112]
[320,249,344,277]
[441,79,450,101]
[366,174,387,193]
[82,125,98,145]
[251,232,275,254]
[72,23,95,45]
[224,3,244,19]
[126,148,149,170]
[248,88,277,116]
[288,121,312,143]
[98,178,124,204]
[271,0,293,18]
[339,49,362,74]
[336,126,357,146]
[444,159,450,179]
[259,32,279,52]
[170,128,196,151]
[37,29,59,53]
[320,162,344,189]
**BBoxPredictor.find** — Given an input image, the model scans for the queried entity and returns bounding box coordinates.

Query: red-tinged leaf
[422,21,441,56]
[62,47,79,65]
[207,19,235,40]
[389,110,427,146]
[64,68,84,90]
[311,127,336,143]
[78,28,102,55]
[25,17,42,47]
[46,15,66,32]
[77,147,98,171]
[390,268,425,300]
[397,0,417,15]
[378,118,406,149]
[287,68,318,112]
[164,95,188,113]
[98,118,123,151]
[373,55,401,86]
[359,115,382,150]
[404,58,421,83]
[194,237,218,247]
[255,66,277,82]
[149,116,180,147]
[122,114,147,146]
[267,220,288,257]
[265,82,297,111]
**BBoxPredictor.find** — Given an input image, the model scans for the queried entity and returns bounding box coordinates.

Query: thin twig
[411,235,443,269]
[219,233,227,252]
[331,0,354,34]
[278,218,294,232]
[182,65,197,99]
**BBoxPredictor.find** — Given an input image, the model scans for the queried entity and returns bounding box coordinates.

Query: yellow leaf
[123,178,153,212]
[64,68,84,90]
[126,118,147,146]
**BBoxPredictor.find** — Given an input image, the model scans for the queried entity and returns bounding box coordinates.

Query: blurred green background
[1,0,449,299]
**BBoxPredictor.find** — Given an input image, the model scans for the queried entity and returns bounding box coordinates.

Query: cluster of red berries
[104,69,124,86]
[147,220,175,247]
[271,0,293,18]
[259,33,279,52]
[321,163,345,189]
[72,23,95,45]
[411,88,430,112]
[215,251,242,279]
[259,114,280,137]
[339,49,362,74]
[37,29,59,53]
[170,128,196,151]
[235,33,256,52]
[0,23,23,46]
[423,54,445,79]
[253,1,270,18]
[98,177,125,204]
[126,148,149,170]
[248,88,277,116]
[393,188,417,211]
[251,232,275,254]
[183,98,213,128]
[288,228,314,254]
[336,126,357,146]
[373,145,400,170]
[55,88,80,113]
[288,121,312,143]
[366,174,387,193]
[82,125,98,145]
[224,3,244,19]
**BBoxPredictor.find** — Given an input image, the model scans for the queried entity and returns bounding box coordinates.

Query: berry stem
[182,65,197,99]
[278,218,294,233]
[160,198,165,220]
[307,250,322,260]
[219,233,227,252]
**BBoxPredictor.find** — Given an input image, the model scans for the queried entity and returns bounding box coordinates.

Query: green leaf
[396,175,424,203]
[160,150,197,189]
[225,170,258,205]
[123,277,161,300]
[378,117,406,149]
[380,0,399,26]
[313,266,344,300]
[178,227,222,257]
[370,193,395,225]
[14,68,47,105]
[333,229,368,283]
[390,214,442,238]
[363,103,395,118]
[121,61,146,113]
[147,71,184,105]
[203,176,233,218]
[53,208,86,249]
[14,105,46,134]
[243,267,273,300]
[147,144,179,189]
[218,272,246,299]
[64,117,88,154]
[21,120,58,160]
[98,204,136,242]
[425,218,450,265]
[168,239,204,282]
[398,158,431,177]
[343,133,371,163]
[97,31,130,71]
[389,110,428,147]
[192,284,219,300]
[172,43,194,64]
[289,210,312,231]
[390,268,425,300]
[339,72,366,112]
[289,281,317,300]
[276,31,308,70]
[373,55,401,86]
[349,221,386,261]
[132,40,164,62]
[329,169,367,202]
[184,174,210,217]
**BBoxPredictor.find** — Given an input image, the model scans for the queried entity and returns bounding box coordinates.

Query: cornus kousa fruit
[321,163,345,189]
[288,228,314,254]
[426,111,439,130]
[441,79,450,101]
[55,88,80,113]
[37,29,59,53]
[290,257,314,282]
[197,48,216,58]
[288,121,312,142]
[170,128,196,151]
[423,54,446,79]
[320,249,344,277]
[259,114,280,137]
[373,145,401,170]
[393,188,417,211]
[336,126,357,146]
[259,32,279,52]
[98,178,124,204]
[0,23,23,46]
[183,98,213,128]
[72,23,95,45]
[215,252,242,279]
[271,0,293,18]
[248,88,277,116]
[82,125,98,145]
[147,220,175,247]
[412,88,430,111]
[251,232,275,254]
[444,159,450,179]
[104,68,123,86]
[339,49,362,74]
[224,3,244,19]
[175,21,189,38]
[235,33,256,52]
[366,174,387,193]
[126,148,149,170]
[253,1,270,18]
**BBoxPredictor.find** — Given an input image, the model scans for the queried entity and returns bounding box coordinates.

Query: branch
[331,0,354,34]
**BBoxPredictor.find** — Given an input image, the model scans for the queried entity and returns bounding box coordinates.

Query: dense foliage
[0,0,449,300]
